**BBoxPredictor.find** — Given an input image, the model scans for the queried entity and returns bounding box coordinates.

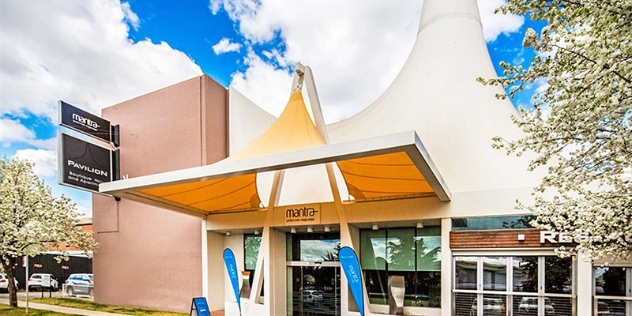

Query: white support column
[576,254,592,316]
[201,217,209,299]
[248,170,285,316]
[441,217,452,316]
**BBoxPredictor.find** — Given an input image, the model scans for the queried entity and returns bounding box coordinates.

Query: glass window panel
[513,257,538,292]
[244,235,261,270]
[365,270,387,305]
[300,239,340,261]
[482,294,506,316]
[455,256,477,290]
[387,228,415,271]
[455,292,477,316]
[483,257,507,291]
[596,298,627,316]
[595,266,626,296]
[360,229,386,270]
[416,227,441,272]
[544,256,572,294]
[547,296,571,316]
[452,215,534,230]
[413,271,441,307]
[514,295,538,316]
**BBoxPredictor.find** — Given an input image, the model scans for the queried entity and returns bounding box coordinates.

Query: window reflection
[455,257,477,290]
[544,256,572,294]
[360,227,441,308]
[513,257,538,293]
[483,257,506,291]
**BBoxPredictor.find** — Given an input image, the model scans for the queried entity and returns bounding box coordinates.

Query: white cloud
[14,148,58,178]
[0,118,36,146]
[478,0,524,42]
[121,2,140,31]
[0,0,202,124]
[230,50,293,116]
[211,0,524,122]
[212,37,242,54]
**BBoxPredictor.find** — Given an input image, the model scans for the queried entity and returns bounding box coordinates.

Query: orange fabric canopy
[100,91,450,216]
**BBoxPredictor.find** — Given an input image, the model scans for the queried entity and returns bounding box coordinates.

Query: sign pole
[25,256,29,314]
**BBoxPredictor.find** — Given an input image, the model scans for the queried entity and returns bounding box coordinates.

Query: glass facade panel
[595,266,631,316]
[452,215,534,231]
[244,235,261,270]
[387,228,415,271]
[544,256,572,294]
[360,226,441,308]
[360,229,386,270]
[455,292,476,316]
[288,233,340,262]
[483,257,506,291]
[482,294,506,316]
[455,256,477,290]
[456,256,574,316]
[595,266,626,296]
[547,296,571,316]
[513,257,538,293]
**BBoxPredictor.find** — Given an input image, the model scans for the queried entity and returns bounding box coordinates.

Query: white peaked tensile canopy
[329,0,541,192]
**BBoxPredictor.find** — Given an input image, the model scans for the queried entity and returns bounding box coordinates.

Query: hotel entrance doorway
[287,232,341,316]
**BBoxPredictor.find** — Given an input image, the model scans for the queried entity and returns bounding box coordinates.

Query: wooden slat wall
[450,229,559,249]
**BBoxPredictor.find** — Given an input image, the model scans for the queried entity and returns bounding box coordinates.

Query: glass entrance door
[287,232,341,316]
[288,263,340,316]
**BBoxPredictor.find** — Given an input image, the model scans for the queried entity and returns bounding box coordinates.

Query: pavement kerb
[0,298,130,316]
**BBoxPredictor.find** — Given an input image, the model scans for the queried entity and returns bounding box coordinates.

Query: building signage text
[285,205,321,225]
[540,231,587,244]
[59,133,113,193]
[59,100,112,144]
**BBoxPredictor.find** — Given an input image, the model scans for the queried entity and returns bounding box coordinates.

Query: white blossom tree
[0,156,98,308]
[480,0,631,263]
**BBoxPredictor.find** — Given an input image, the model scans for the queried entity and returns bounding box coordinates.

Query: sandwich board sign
[190,297,210,316]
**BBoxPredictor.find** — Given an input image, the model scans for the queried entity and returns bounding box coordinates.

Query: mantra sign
[285,205,321,225]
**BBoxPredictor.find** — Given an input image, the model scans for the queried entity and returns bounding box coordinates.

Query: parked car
[303,289,324,303]
[0,274,19,292]
[469,298,506,316]
[518,297,555,314]
[27,273,59,291]
[64,273,94,296]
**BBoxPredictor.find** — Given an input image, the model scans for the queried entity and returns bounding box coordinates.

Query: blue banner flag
[223,248,241,313]
[339,246,365,316]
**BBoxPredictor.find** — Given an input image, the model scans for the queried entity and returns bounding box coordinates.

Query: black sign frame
[58,132,115,194]
[59,100,112,144]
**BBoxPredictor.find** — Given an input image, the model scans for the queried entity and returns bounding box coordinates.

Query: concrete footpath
[0,298,129,316]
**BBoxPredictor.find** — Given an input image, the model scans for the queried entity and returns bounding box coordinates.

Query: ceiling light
[372,224,379,231]
[324,226,331,232]
[254,230,260,235]
[307,227,313,233]
[226,231,231,236]
[416,222,424,229]
[291,228,297,234]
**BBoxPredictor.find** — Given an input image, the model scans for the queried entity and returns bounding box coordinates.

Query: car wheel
[67,286,74,296]
[89,288,94,296]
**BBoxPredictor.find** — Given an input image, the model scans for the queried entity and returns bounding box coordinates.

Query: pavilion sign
[58,101,119,194]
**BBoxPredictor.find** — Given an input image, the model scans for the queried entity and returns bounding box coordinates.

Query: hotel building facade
[93,0,632,315]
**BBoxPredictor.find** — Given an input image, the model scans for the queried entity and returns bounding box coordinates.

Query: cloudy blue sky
[0,0,539,217]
